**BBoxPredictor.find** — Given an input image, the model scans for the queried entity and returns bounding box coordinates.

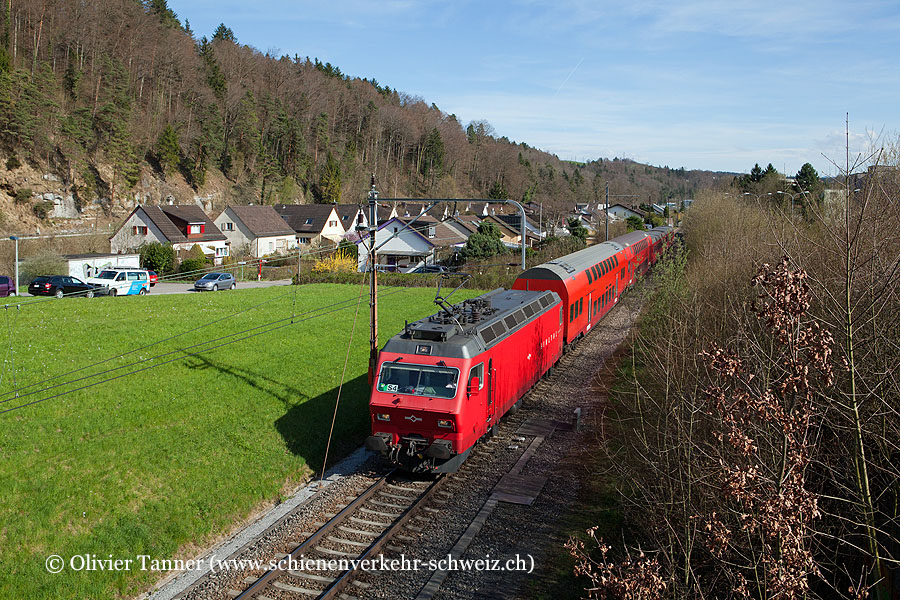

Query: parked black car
[0,275,15,297]
[28,275,101,298]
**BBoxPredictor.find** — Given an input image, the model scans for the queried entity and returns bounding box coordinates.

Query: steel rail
[319,474,447,599]
[233,471,395,600]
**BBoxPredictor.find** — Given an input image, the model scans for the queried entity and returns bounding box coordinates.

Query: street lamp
[9,236,18,297]
[775,190,810,218]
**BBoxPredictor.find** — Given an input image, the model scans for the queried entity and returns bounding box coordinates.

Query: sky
[169,0,900,176]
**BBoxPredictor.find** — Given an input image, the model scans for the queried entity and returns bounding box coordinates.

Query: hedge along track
[228,471,446,600]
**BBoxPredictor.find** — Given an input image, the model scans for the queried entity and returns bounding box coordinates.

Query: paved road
[150,279,292,295]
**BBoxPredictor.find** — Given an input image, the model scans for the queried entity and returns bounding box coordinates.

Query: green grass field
[0,283,480,599]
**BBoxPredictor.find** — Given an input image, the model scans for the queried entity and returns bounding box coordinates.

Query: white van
[87,268,151,296]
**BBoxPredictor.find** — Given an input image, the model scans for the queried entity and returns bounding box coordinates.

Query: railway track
[176,296,630,600]
[226,472,447,600]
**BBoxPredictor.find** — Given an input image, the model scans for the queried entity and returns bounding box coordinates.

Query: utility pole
[605,184,640,240]
[296,236,302,282]
[366,175,379,385]
[9,236,18,295]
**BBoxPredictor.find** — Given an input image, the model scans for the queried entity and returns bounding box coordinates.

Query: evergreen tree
[795,162,820,192]
[212,23,236,43]
[318,152,341,203]
[198,38,226,100]
[156,124,180,175]
[625,215,644,232]
[488,180,508,199]
[750,163,763,182]
[146,0,180,29]
[421,128,444,179]
[567,217,588,243]
[463,221,506,259]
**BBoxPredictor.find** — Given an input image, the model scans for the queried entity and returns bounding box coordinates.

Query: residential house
[606,203,646,221]
[650,202,677,215]
[273,204,345,247]
[356,217,435,272]
[495,213,544,244]
[214,205,296,258]
[334,204,366,234]
[110,205,229,264]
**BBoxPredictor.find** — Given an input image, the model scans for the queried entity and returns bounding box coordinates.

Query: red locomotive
[366,226,674,472]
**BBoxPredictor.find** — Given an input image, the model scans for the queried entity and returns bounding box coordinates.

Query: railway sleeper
[386,483,422,493]
[316,545,358,558]
[326,535,370,548]
[288,571,336,584]
[369,499,407,510]
[339,525,379,537]
[272,580,321,596]
[359,507,400,518]
[378,491,416,501]
[350,516,391,527]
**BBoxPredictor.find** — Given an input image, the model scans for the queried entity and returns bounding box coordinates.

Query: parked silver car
[194,272,236,291]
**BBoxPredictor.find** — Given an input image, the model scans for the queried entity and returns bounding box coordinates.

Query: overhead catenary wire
[1,305,18,395]
[319,276,367,481]
[0,286,412,416]
[0,285,305,402]
[0,254,491,405]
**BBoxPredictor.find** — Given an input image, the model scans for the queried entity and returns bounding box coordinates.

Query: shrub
[20,252,65,285]
[179,257,208,275]
[338,239,358,260]
[5,155,21,170]
[312,250,357,274]
[14,188,33,205]
[32,200,53,220]
[140,242,176,274]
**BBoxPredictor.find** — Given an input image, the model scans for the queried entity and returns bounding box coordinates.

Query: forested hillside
[0,0,722,229]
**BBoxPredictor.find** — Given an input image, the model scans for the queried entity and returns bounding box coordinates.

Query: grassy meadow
[0,282,480,599]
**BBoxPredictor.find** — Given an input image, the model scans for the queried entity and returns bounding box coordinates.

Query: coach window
[586,269,593,284]
[468,363,484,391]
[579,298,583,315]
[570,304,574,322]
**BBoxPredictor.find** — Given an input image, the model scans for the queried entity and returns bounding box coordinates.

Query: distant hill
[0,0,726,231]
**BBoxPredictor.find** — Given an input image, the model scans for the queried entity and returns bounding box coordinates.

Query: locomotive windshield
[377,363,459,399]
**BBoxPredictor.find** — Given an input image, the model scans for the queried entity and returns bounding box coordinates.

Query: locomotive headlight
[376,413,391,422]
[437,419,453,429]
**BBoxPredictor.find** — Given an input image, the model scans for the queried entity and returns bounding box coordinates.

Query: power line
[0,286,410,416]
[0,285,305,402]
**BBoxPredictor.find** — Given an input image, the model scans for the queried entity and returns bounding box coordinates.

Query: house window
[268,241,275,253]
[298,237,311,244]
[222,222,234,231]
[428,226,436,239]
[189,224,202,235]
[132,225,148,235]
[329,220,337,227]
[305,218,314,225]
[216,246,228,257]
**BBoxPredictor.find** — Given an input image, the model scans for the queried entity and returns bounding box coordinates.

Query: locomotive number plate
[385,384,399,392]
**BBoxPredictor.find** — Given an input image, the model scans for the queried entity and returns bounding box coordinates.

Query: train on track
[365,226,676,472]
